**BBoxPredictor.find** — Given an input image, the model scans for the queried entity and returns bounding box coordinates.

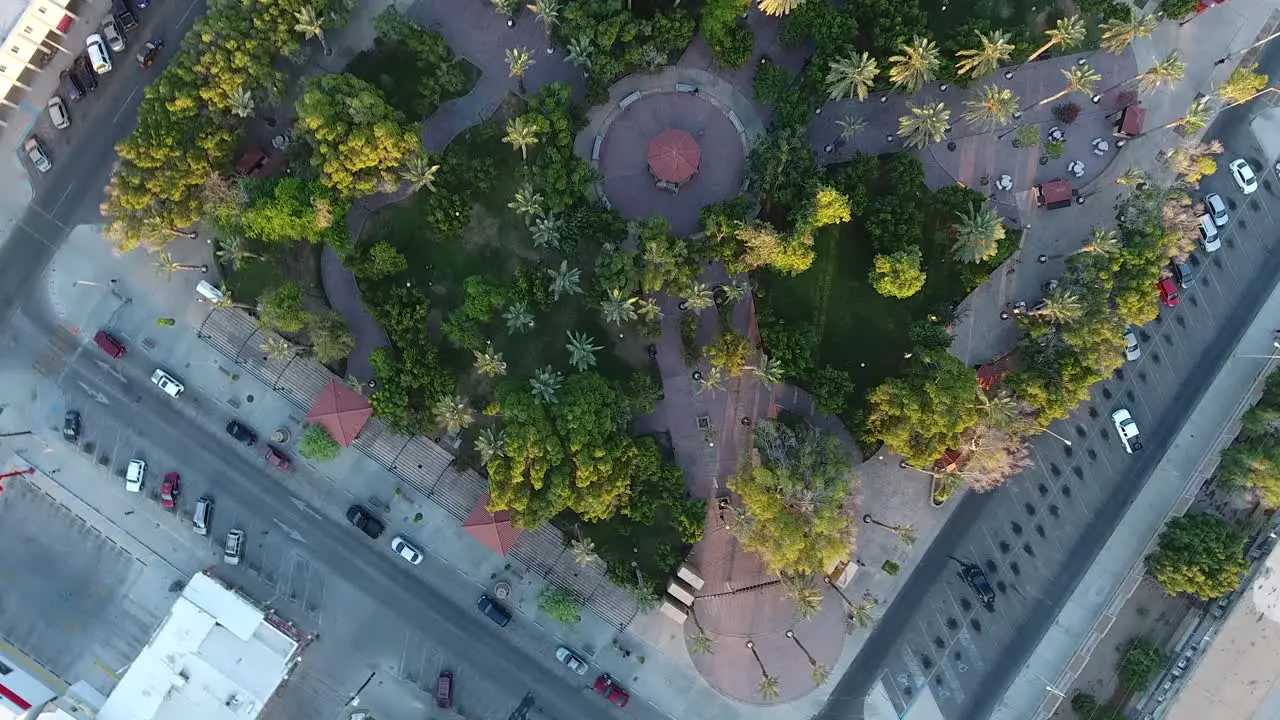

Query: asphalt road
[815,43,1280,720]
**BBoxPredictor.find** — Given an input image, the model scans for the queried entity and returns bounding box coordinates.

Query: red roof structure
[1117,105,1146,137]
[304,378,372,447]
[1035,179,1073,209]
[647,129,700,184]
[462,494,523,555]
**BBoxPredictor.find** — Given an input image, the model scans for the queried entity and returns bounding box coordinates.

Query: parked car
[101,17,125,52]
[112,0,138,30]
[192,496,213,535]
[62,410,80,442]
[1204,192,1229,226]
[1157,277,1180,308]
[593,675,630,707]
[390,535,424,565]
[160,472,180,509]
[1112,408,1143,453]
[46,97,70,129]
[224,529,244,565]
[225,420,257,445]
[346,505,385,539]
[477,594,511,627]
[60,71,83,102]
[73,55,98,92]
[151,369,184,397]
[136,39,163,69]
[93,330,125,358]
[1198,214,1221,252]
[125,459,145,493]
[1173,260,1195,288]
[85,34,113,74]
[555,647,589,675]
[1123,330,1141,362]
[959,563,996,609]
[435,672,452,710]
[23,137,51,173]
[263,445,291,471]
[1230,158,1258,194]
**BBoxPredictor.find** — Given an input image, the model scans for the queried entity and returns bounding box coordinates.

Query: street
[814,37,1280,720]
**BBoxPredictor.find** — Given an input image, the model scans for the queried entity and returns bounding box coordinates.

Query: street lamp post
[1039,426,1073,446]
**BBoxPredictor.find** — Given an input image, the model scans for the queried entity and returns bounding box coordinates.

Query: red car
[594,674,629,707]
[160,472,180,510]
[1157,277,1180,308]
[263,445,291,471]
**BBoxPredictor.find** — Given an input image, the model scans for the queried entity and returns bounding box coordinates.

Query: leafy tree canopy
[870,248,927,298]
[1145,514,1247,600]
[241,177,351,248]
[1118,636,1167,690]
[865,350,982,467]
[258,283,309,334]
[299,423,342,461]
[368,344,455,435]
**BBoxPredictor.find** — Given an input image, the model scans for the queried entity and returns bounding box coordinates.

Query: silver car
[101,18,125,52]
[1123,330,1141,362]
[46,97,70,129]
[555,647,589,675]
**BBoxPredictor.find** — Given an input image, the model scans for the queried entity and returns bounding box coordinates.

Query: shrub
[1119,636,1167,689]
[680,314,701,365]
[708,22,754,68]
[1052,102,1080,124]
[298,424,342,461]
[1013,125,1041,149]
[538,586,582,625]
[1070,693,1098,717]
[808,366,854,415]
[1046,140,1066,160]
[1159,0,1199,19]
[882,560,900,575]
[258,283,308,334]
[753,57,794,106]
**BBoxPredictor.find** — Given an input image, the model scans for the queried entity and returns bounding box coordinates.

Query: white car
[1123,330,1141,362]
[555,646,589,675]
[125,459,146,492]
[223,529,244,565]
[1229,158,1257,195]
[151,369,184,397]
[390,535,423,565]
[46,97,70,129]
[86,34,112,74]
[23,137,51,172]
[101,18,125,53]
[1112,408,1143,453]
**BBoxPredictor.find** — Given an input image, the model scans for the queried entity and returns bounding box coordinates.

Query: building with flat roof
[1164,538,1280,720]
[96,572,303,720]
[0,0,77,125]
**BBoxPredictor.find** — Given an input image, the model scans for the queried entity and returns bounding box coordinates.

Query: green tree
[258,283,309,334]
[474,345,508,377]
[548,261,583,301]
[529,366,563,404]
[1100,14,1157,55]
[870,248,927,299]
[476,428,507,464]
[1033,64,1102,108]
[782,575,826,619]
[506,46,534,90]
[897,101,951,149]
[537,586,581,624]
[952,203,1005,263]
[432,394,475,433]
[1161,0,1200,18]
[565,331,602,371]
[1135,51,1185,95]
[954,29,1014,79]
[309,311,355,363]
[295,73,421,197]
[866,351,981,467]
[503,115,543,160]
[826,51,880,101]
[962,84,1019,130]
[294,6,330,56]
[1145,514,1248,600]
[1026,14,1085,62]
[363,242,409,279]
[1118,637,1168,690]
[368,345,455,436]
[400,152,441,193]
[1218,64,1269,105]
[888,35,940,93]
[706,331,753,377]
[298,423,342,461]
[809,366,853,415]
[214,235,260,271]
[600,289,637,326]
[241,178,350,246]
[758,0,807,16]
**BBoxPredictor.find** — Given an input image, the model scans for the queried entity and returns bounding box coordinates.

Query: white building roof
[97,574,299,720]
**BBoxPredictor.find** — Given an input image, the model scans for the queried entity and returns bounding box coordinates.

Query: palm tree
[952,203,1005,264]
[1115,167,1148,189]
[215,235,260,270]
[1078,227,1121,255]
[432,395,474,433]
[962,84,1019,130]
[526,0,560,27]
[565,36,592,70]
[745,641,779,700]
[503,301,536,333]
[897,101,951,149]
[530,366,563,404]
[503,116,542,160]
[209,286,253,311]
[1032,63,1101,108]
[721,279,751,304]
[531,212,563,249]
[757,0,805,16]
[508,183,544,219]
[1032,289,1083,324]
[846,592,878,630]
[548,261,583,301]
[506,47,534,90]
[261,336,296,363]
[1161,96,1213,133]
[811,663,832,686]
[888,35,940,93]
[835,115,867,141]
[475,428,506,464]
[294,6,329,56]
[1100,13,1157,55]
[1135,51,1186,95]
[688,631,714,655]
[228,86,255,118]
[782,575,826,619]
[152,251,206,281]
[751,355,784,386]
[825,51,880,101]
[682,281,715,312]
[400,153,441,193]
[473,344,508,377]
[636,297,663,323]
[695,367,726,395]
[600,288,638,326]
[565,331,603,371]
[954,29,1015,79]
[568,534,598,566]
[1026,14,1086,63]
[491,0,519,16]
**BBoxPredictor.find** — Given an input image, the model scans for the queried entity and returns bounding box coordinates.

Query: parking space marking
[111,85,142,124]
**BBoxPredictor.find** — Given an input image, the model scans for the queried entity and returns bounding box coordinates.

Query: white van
[192,496,213,535]
[1198,214,1220,252]
[196,280,225,304]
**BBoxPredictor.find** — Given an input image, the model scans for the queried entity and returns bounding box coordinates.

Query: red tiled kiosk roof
[462,494,523,555]
[304,378,372,447]
[647,128,700,184]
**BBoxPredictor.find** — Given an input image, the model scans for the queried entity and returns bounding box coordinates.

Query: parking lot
[873,138,1280,718]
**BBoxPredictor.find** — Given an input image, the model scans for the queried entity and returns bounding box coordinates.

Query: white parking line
[176,0,201,28]
[50,183,75,216]
[112,85,142,124]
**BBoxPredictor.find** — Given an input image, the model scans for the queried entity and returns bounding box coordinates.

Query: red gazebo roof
[647,129,700,184]
[1118,105,1146,137]
[462,494,523,555]
[304,378,372,446]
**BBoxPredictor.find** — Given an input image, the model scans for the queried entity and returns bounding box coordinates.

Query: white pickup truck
[1112,408,1143,453]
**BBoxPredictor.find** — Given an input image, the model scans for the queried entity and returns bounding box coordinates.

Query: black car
[1174,260,1195,289]
[346,505,386,539]
[74,56,98,92]
[225,420,257,446]
[960,564,996,610]
[60,71,83,102]
[62,411,81,442]
[136,39,163,69]
[477,594,511,627]
[113,0,139,30]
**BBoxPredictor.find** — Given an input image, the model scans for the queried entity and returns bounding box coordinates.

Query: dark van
[93,330,126,358]
[113,0,138,30]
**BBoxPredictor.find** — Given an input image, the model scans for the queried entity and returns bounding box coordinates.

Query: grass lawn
[920,0,1080,43]
[223,241,324,308]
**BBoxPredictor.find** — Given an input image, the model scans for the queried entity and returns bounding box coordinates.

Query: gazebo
[461,494,523,555]
[647,128,700,189]
[304,378,372,446]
